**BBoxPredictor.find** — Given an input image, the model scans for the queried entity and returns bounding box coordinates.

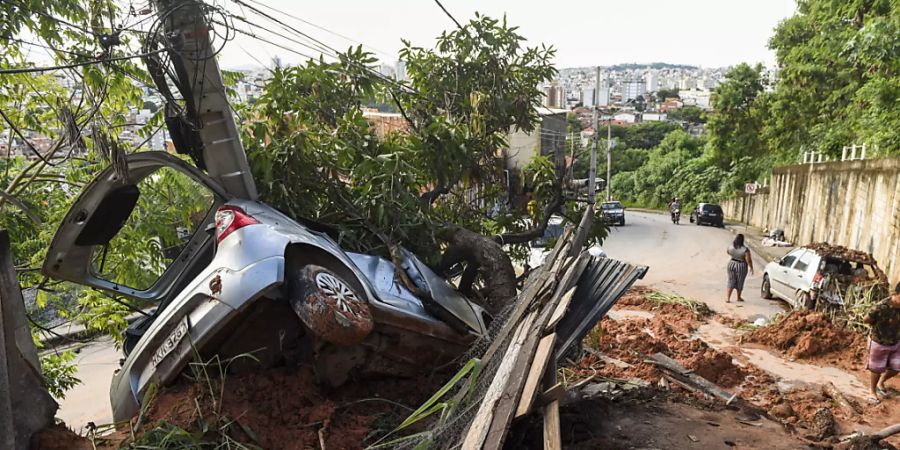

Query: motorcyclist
[668,197,681,221]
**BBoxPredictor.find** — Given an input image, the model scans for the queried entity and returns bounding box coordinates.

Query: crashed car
[42,152,489,422]
[760,242,889,309]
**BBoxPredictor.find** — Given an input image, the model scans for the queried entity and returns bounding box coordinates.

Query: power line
[0,48,168,75]
[239,0,394,59]
[434,0,463,30]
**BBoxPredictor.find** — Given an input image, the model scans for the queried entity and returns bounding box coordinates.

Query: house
[503,107,569,206]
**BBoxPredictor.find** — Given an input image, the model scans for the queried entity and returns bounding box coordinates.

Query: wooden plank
[461,311,537,450]
[648,353,737,404]
[543,400,562,450]
[538,383,566,406]
[544,288,575,331]
[515,333,557,418]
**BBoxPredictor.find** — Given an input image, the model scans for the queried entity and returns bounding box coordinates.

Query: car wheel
[287,264,374,346]
[619,218,625,226]
[761,274,773,299]
[796,291,814,310]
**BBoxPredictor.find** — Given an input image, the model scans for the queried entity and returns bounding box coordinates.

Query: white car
[761,244,887,309]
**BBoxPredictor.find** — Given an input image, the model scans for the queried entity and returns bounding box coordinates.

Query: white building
[396,61,407,81]
[598,79,610,106]
[679,89,712,109]
[642,112,667,122]
[679,77,696,90]
[646,72,659,93]
[581,88,595,107]
[623,78,646,102]
[613,112,637,123]
[542,83,566,109]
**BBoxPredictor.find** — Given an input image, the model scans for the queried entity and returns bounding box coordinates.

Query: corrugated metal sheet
[553,256,648,362]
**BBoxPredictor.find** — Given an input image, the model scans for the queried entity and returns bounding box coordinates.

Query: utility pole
[606,114,612,202]
[571,66,600,256]
[151,0,258,200]
[588,66,600,205]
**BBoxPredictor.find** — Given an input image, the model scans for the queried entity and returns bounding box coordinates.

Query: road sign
[744,182,758,195]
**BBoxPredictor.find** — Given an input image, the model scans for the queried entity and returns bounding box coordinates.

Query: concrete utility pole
[606,115,612,202]
[588,66,600,205]
[571,67,601,256]
[153,0,258,200]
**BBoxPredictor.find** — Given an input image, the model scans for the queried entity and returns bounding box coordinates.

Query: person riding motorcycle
[668,197,681,222]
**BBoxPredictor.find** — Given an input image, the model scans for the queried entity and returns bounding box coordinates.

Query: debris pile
[744,311,867,365]
[131,366,437,449]
[574,290,746,388]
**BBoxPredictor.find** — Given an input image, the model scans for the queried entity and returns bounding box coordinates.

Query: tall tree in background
[705,63,768,169]
[767,0,899,159]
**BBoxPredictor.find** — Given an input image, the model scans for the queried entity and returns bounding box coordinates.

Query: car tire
[796,291,815,310]
[287,264,374,346]
[761,274,773,299]
[619,218,625,226]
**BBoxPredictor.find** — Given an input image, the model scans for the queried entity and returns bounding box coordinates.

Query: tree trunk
[439,226,517,315]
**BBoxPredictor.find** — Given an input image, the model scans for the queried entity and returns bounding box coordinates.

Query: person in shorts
[865,282,900,403]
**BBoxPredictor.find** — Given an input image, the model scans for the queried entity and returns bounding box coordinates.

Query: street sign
[744,182,758,195]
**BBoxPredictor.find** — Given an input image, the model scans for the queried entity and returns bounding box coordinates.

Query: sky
[214,0,798,70]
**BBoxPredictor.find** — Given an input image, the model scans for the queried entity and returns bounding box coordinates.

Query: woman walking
[726,234,754,302]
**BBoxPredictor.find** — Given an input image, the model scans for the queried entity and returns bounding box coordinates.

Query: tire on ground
[287,264,374,346]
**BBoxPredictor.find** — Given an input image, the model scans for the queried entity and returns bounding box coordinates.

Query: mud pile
[576,289,747,388]
[744,311,867,364]
[129,366,437,450]
[31,424,92,450]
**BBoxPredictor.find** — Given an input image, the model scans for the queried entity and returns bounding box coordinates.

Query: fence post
[0,230,57,448]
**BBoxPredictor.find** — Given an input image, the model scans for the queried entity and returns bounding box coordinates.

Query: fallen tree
[241,17,607,311]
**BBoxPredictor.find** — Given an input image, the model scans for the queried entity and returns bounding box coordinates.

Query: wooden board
[515,333,557,418]
[543,400,561,450]
[461,311,537,450]
[544,288,575,331]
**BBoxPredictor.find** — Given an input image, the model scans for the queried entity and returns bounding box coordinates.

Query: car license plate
[151,316,189,368]
[709,213,718,216]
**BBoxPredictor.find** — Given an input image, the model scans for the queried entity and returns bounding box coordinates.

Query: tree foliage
[766,0,899,158]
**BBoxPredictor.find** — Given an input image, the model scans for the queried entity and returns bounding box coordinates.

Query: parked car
[41,152,491,422]
[689,203,724,227]
[599,201,626,226]
[528,215,605,268]
[761,243,889,309]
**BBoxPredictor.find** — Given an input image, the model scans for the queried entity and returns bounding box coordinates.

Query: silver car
[42,152,489,422]
[761,244,888,309]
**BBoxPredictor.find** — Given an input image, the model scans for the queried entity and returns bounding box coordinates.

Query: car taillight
[214,205,260,244]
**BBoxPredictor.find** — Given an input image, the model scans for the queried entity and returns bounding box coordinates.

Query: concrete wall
[721,158,900,284]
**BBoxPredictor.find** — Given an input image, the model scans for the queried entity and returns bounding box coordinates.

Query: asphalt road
[53,336,119,431]
[56,210,791,431]
[602,210,789,321]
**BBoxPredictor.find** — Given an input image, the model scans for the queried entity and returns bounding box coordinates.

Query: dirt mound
[744,311,867,360]
[31,423,92,450]
[135,365,438,450]
[577,312,746,388]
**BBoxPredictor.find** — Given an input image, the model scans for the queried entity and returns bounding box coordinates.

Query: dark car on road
[600,201,626,226]
[690,203,724,227]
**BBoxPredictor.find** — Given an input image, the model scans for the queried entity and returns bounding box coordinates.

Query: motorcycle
[671,208,681,224]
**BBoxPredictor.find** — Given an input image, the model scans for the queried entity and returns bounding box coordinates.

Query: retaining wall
[721,158,900,284]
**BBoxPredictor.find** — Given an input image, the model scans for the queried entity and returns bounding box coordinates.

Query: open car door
[42,152,228,304]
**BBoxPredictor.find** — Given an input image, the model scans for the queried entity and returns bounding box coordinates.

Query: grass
[643,291,712,318]
[118,349,263,450]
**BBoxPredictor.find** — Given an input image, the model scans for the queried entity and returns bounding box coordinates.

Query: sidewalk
[724,221,794,263]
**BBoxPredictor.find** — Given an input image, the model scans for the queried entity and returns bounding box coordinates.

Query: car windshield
[702,204,722,213]
[601,202,623,210]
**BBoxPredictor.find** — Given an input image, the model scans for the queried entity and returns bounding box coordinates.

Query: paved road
[603,211,788,321]
[53,337,118,431]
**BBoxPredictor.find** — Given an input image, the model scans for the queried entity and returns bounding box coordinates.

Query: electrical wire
[0,48,168,75]
[239,0,394,59]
